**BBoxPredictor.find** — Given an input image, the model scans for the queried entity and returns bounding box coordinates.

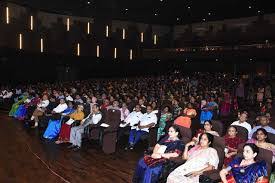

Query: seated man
[125,105,158,150]
[52,98,68,114]
[248,115,275,139]
[231,111,252,134]
[118,104,143,141]
[68,104,102,150]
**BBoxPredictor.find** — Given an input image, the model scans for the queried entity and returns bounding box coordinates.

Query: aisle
[0,112,139,183]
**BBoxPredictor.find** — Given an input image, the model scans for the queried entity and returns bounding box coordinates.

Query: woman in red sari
[224,126,245,165]
[55,105,85,144]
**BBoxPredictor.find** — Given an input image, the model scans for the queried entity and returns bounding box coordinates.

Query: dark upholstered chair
[231,125,248,141]
[212,120,224,136]
[101,109,121,154]
[175,125,192,144]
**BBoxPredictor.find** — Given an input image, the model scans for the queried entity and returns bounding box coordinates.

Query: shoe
[73,146,81,151]
[124,144,134,151]
[67,144,76,149]
[55,140,63,144]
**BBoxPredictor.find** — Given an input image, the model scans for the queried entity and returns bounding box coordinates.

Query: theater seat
[101,109,121,154]
[231,125,248,141]
[212,120,224,136]
[175,125,192,144]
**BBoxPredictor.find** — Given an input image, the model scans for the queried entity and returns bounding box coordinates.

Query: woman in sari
[14,94,40,120]
[43,102,75,140]
[157,106,172,141]
[220,143,268,183]
[55,105,84,144]
[247,128,275,163]
[192,120,219,143]
[9,94,28,117]
[224,126,245,165]
[167,133,219,183]
[133,125,184,183]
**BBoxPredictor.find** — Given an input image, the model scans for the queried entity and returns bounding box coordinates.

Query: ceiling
[8,0,275,25]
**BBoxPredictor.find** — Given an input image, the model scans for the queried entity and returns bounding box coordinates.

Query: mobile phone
[184,173,192,177]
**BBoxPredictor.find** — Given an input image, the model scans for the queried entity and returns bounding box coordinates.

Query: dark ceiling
[8,0,275,25]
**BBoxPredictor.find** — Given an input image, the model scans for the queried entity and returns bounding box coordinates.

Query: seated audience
[248,115,275,139]
[247,128,275,163]
[68,104,102,150]
[132,125,184,183]
[174,103,196,128]
[125,105,157,150]
[231,111,252,134]
[220,143,268,183]
[55,105,85,144]
[30,94,50,128]
[157,106,172,141]
[43,113,62,140]
[200,100,214,126]
[167,133,219,183]
[224,126,245,165]
[193,120,219,143]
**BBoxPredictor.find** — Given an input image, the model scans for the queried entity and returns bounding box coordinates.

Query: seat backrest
[268,132,275,144]
[212,120,224,136]
[105,109,121,129]
[232,125,248,141]
[237,143,273,176]
[212,136,226,169]
[175,125,192,141]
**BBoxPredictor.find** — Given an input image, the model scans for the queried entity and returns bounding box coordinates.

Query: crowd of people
[1,72,275,182]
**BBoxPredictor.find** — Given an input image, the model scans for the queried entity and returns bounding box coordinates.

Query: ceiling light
[187,6,191,9]
[203,18,206,21]
[87,1,91,4]
[176,17,180,21]
[154,13,158,16]
[208,12,211,15]
[248,6,252,9]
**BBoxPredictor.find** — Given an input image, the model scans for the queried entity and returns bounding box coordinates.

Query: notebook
[156,145,167,154]
[65,118,75,125]
[100,123,110,128]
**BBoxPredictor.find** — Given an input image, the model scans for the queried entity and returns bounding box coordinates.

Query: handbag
[143,155,166,167]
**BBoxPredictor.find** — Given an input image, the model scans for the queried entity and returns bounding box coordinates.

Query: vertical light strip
[87,22,90,34]
[40,38,43,53]
[114,48,117,59]
[129,49,133,60]
[19,34,22,50]
[106,25,109,37]
[77,43,80,56]
[6,7,9,24]
[30,15,33,30]
[122,28,126,40]
[96,45,100,58]
[66,18,70,31]
[140,32,144,43]
[153,34,157,45]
